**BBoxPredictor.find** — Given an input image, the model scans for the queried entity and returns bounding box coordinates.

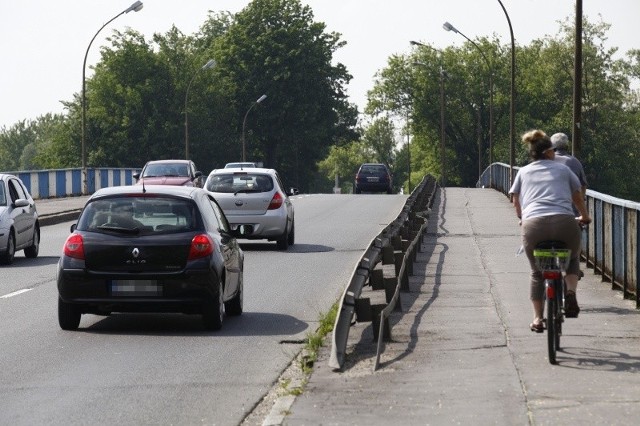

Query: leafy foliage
[1,9,638,201]
[365,16,640,200]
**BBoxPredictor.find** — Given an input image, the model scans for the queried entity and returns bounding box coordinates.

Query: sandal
[529,321,544,333]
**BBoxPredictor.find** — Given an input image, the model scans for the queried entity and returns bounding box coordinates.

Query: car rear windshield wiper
[96,225,141,235]
[234,188,261,195]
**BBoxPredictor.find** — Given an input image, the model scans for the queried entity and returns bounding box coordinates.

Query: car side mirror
[14,199,30,208]
[289,187,299,196]
[70,224,77,233]
[133,172,141,180]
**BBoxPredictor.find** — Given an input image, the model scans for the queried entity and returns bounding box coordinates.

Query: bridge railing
[6,167,138,199]
[478,162,640,308]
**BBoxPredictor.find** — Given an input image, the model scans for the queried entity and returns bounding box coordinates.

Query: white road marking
[0,288,32,299]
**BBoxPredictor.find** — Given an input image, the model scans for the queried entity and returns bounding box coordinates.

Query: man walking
[551,133,587,198]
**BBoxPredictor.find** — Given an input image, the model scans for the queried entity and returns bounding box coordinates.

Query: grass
[277,301,339,398]
[299,302,338,373]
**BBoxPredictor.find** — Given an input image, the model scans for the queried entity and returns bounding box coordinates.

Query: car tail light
[63,233,85,260]
[188,234,214,259]
[268,192,283,210]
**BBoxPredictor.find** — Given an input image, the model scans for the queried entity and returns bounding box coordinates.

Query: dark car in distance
[57,185,245,331]
[133,160,203,187]
[354,163,393,194]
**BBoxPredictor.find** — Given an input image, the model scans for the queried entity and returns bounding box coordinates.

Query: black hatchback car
[354,163,393,194]
[57,185,244,331]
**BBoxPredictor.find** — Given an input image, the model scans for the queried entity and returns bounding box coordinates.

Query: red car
[133,160,203,187]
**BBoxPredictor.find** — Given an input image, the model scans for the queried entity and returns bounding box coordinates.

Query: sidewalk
[281,187,640,425]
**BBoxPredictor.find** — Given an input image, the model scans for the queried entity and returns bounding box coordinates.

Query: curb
[39,210,82,227]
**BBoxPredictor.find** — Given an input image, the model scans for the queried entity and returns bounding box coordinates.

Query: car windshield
[142,163,189,178]
[77,196,198,235]
[206,173,273,194]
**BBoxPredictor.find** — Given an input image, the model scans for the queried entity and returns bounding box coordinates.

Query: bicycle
[533,241,571,365]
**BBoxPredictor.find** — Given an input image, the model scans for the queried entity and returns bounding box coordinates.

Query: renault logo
[126,247,146,265]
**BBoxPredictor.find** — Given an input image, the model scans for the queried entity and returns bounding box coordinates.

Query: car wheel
[355,187,361,194]
[24,225,40,258]
[387,187,393,194]
[202,279,224,330]
[58,297,81,330]
[1,231,16,265]
[287,220,295,246]
[276,226,289,250]
[225,273,243,316]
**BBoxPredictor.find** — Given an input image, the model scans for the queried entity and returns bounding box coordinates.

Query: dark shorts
[521,215,581,300]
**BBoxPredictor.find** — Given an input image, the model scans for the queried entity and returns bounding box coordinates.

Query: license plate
[111,280,161,296]
[367,177,379,182]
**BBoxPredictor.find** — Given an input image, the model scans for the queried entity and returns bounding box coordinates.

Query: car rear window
[77,196,198,234]
[143,163,189,177]
[206,173,274,194]
[360,165,388,174]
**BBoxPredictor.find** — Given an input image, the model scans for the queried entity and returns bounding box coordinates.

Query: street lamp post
[443,21,494,187]
[81,1,143,195]
[184,59,216,159]
[242,94,267,162]
[497,0,516,186]
[410,41,447,187]
[573,0,583,157]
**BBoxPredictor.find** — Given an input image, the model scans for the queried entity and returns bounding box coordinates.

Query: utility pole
[573,0,583,157]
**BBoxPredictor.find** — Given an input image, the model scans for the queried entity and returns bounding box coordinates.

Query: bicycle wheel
[546,279,558,364]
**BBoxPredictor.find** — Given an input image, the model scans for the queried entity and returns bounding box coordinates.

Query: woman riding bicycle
[509,130,591,332]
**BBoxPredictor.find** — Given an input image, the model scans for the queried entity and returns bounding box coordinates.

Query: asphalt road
[0,193,408,425]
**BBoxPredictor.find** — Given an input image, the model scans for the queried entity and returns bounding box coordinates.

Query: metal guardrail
[479,162,640,308]
[328,175,438,371]
[6,167,138,199]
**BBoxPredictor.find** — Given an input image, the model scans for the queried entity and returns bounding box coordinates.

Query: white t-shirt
[509,160,581,220]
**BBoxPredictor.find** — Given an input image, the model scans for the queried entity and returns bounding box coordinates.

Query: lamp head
[202,59,216,70]
[409,40,424,47]
[126,1,143,13]
[256,94,267,103]
[443,22,457,33]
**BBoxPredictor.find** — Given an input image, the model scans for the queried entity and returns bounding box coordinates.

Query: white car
[0,174,40,264]
[205,168,295,250]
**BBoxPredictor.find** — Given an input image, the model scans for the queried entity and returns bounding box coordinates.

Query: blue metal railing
[6,167,138,199]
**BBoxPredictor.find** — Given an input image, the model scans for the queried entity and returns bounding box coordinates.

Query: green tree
[214,0,357,190]
[317,141,370,192]
[367,15,640,199]
[362,116,396,167]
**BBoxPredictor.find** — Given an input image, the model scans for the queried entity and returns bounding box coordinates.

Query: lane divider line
[0,289,32,299]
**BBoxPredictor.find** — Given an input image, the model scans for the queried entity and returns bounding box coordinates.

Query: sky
[1,0,638,129]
